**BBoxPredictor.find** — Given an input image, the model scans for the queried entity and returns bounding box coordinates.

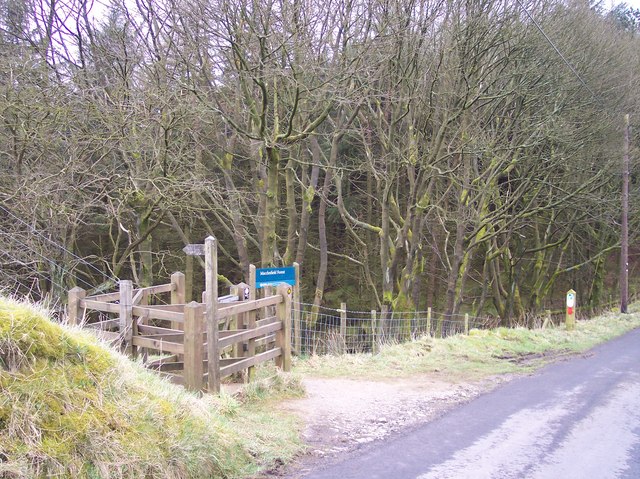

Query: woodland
[0,0,639,325]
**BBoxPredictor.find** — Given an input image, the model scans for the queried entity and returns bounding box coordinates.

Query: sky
[610,0,640,10]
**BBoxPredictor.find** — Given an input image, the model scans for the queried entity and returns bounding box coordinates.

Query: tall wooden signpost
[204,236,220,393]
[183,238,220,393]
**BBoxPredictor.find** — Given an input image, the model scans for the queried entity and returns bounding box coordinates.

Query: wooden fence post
[230,283,248,361]
[263,285,274,321]
[427,307,432,336]
[464,313,469,335]
[119,280,134,356]
[205,236,220,393]
[184,301,204,392]
[171,272,186,331]
[185,251,194,303]
[436,312,443,338]
[68,287,86,326]
[171,272,186,303]
[381,305,389,346]
[340,302,347,354]
[293,262,301,355]
[247,265,257,381]
[276,284,292,372]
[371,310,378,354]
[542,310,551,329]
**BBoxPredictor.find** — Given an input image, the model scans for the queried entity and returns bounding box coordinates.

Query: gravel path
[271,374,510,477]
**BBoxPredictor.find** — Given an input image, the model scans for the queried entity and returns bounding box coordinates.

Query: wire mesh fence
[291,303,494,356]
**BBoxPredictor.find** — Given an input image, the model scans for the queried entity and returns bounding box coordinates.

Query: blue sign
[256,266,296,289]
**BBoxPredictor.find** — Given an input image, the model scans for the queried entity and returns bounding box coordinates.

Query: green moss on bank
[0,298,302,478]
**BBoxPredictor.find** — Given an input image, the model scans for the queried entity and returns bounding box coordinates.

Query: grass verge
[295,308,640,381]
[0,297,304,478]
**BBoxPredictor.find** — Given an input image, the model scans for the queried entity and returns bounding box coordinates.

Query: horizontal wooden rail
[256,316,278,327]
[219,348,281,378]
[157,346,282,381]
[85,292,120,302]
[256,334,276,348]
[218,321,282,349]
[220,357,244,366]
[81,300,120,314]
[141,332,184,342]
[140,283,174,295]
[132,306,185,323]
[131,336,184,354]
[216,295,282,320]
[146,355,178,368]
[149,362,185,372]
[85,283,174,303]
[140,304,188,312]
[138,325,183,336]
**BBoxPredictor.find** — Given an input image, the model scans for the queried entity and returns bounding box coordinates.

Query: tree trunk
[310,169,333,325]
[262,146,280,266]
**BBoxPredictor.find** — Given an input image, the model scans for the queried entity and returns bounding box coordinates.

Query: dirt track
[283,329,640,479]
[270,374,511,477]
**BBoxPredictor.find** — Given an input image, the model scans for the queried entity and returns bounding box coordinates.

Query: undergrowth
[0,297,303,478]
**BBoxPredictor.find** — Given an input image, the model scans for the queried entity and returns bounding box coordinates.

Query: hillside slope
[0,297,296,479]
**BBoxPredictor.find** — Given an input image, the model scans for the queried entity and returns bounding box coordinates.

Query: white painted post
[566,289,576,331]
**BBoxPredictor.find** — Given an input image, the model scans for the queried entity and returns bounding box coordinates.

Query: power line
[0,204,118,284]
[514,0,602,104]
[0,233,96,291]
[0,249,72,295]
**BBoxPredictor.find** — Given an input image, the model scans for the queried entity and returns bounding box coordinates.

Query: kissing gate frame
[67,236,292,393]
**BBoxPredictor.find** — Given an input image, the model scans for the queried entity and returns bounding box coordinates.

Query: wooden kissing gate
[67,237,292,394]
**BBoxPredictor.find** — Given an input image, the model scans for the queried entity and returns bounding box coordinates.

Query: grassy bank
[295,309,640,380]
[0,298,303,479]
[3,297,638,478]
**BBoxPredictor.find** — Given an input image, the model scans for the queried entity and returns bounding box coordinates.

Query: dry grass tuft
[0,297,303,478]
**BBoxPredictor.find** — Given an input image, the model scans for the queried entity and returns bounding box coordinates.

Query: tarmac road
[302,326,640,479]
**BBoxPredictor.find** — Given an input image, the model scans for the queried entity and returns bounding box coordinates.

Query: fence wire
[291,303,492,356]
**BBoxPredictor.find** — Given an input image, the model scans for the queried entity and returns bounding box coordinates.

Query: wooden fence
[67,271,291,393]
